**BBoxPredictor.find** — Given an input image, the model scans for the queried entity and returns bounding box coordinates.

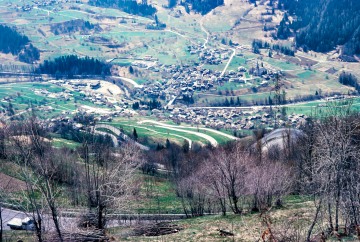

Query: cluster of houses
[131,43,283,107]
[34,88,72,101]
[145,104,309,131]
[45,106,137,131]
[12,0,74,11]
[133,63,252,102]
[188,45,233,65]
[47,80,127,109]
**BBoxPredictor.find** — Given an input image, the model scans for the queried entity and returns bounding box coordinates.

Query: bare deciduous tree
[10,119,63,241]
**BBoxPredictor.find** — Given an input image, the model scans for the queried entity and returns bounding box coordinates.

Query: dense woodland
[278,0,360,57]
[132,99,162,110]
[180,0,224,15]
[252,39,295,56]
[37,55,111,78]
[50,20,102,35]
[88,0,157,18]
[0,24,40,64]
[339,72,360,92]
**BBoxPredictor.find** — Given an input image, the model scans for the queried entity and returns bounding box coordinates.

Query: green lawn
[133,173,183,214]
[51,137,81,149]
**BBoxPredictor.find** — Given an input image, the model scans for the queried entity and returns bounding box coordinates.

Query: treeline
[0,24,40,63]
[50,19,101,35]
[180,0,224,15]
[252,39,295,56]
[278,0,360,57]
[145,15,167,30]
[276,13,291,40]
[206,92,340,108]
[88,0,156,18]
[339,72,360,92]
[37,55,111,78]
[210,96,247,107]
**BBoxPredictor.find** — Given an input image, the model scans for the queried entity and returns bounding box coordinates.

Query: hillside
[0,24,40,63]
[88,0,157,17]
[181,0,225,15]
[279,0,360,58]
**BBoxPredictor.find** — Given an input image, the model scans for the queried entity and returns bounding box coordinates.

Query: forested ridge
[167,0,224,14]
[37,55,111,78]
[88,0,157,18]
[278,0,360,57]
[181,0,224,15]
[0,24,40,63]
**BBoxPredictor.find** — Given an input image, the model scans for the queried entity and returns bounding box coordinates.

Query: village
[132,43,279,107]
[11,0,79,12]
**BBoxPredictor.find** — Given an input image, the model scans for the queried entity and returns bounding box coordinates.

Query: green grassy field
[287,97,360,116]
[0,82,113,119]
[133,173,183,213]
[51,137,81,149]
[101,118,235,147]
[106,121,210,146]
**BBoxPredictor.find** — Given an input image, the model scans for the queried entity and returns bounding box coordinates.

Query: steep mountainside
[0,25,40,63]
[279,0,360,57]
[182,0,224,15]
[88,0,157,17]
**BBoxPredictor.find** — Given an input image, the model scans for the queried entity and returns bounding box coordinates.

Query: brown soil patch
[0,172,26,192]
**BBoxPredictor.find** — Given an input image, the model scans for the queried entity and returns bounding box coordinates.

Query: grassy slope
[114,195,359,241]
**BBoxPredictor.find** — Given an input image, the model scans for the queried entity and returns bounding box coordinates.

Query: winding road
[111,76,143,88]
[138,120,239,146]
[94,124,150,150]
[200,18,210,49]
[258,128,304,152]
[132,125,193,149]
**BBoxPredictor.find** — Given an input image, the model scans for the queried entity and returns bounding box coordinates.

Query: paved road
[187,95,358,110]
[165,95,178,108]
[132,125,193,149]
[95,124,150,150]
[220,48,236,77]
[1,207,27,230]
[93,128,119,148]
[139,120,238,141]
[111,76,143,88]
[1,207,78,231]
[1,207,188,231]
[200,18,210,49]
[259,128,304,152]
[138,120,219,147]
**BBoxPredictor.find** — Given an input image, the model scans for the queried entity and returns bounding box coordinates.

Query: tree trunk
[0,205,3,242]
[49,203,63,242]
[231,193,242,214]
[328,200,334,231]
[335,181,341,231]
[306,198,322,241]
[33,211,43,242]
